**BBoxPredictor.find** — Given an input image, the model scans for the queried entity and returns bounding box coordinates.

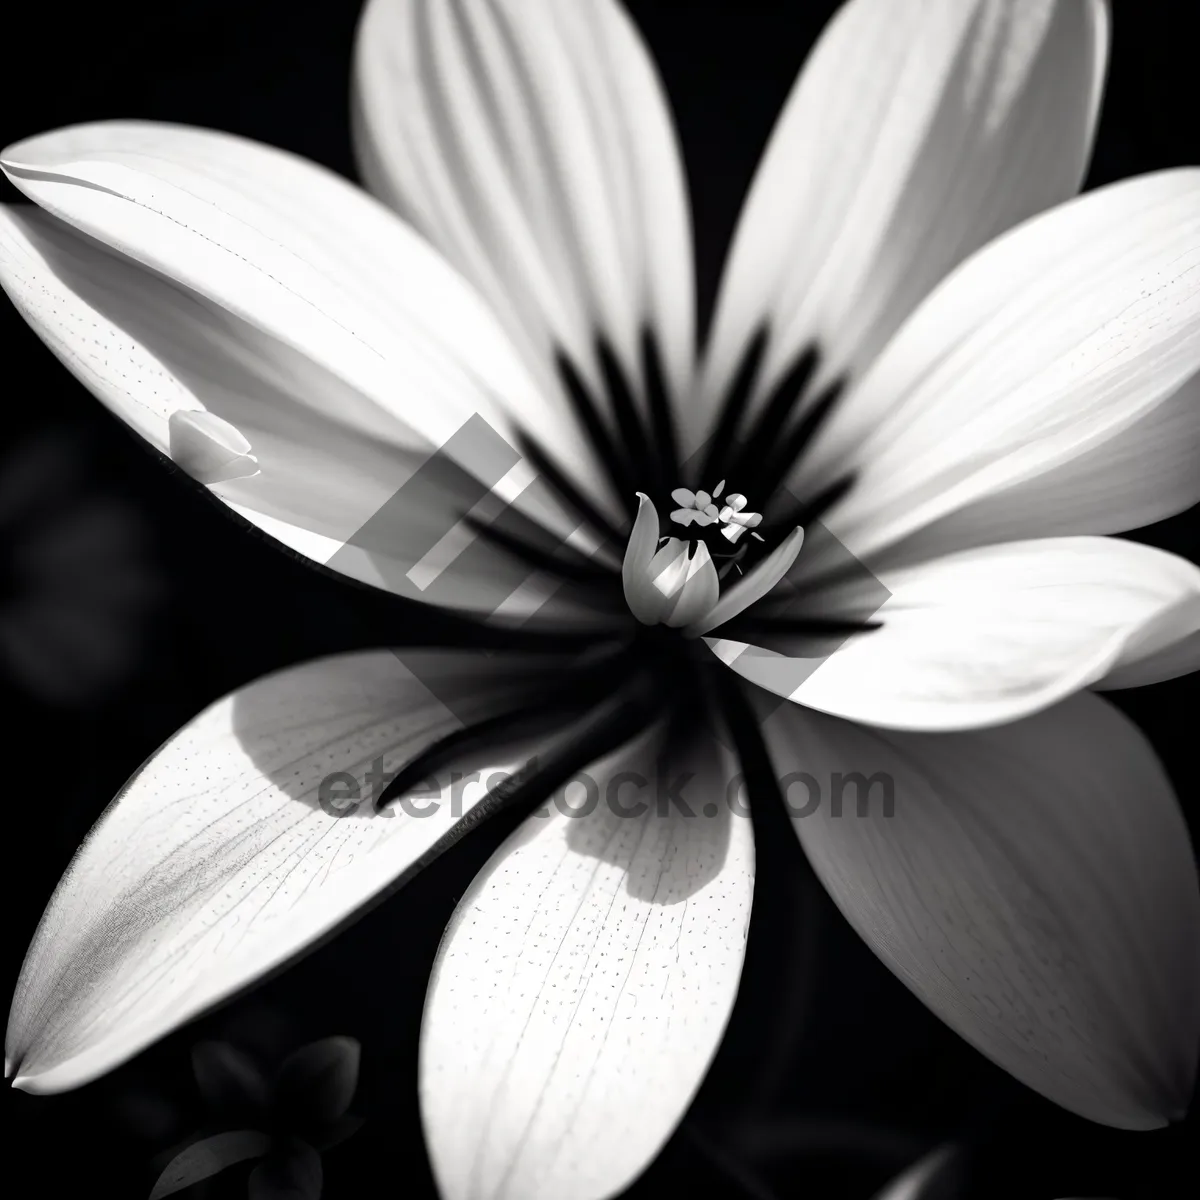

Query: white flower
[2,2,1200,1199]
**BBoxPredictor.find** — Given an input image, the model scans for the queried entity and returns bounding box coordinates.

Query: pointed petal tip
[623,492,668,621]
[4,1053,74,1094]
[0,146,33,172]
[1,1055,39,1092]
[765,692,1200,1131]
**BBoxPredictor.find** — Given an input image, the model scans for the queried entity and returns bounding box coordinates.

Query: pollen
[670,480,763,544]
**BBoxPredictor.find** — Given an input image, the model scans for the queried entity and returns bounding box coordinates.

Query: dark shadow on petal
[230,648,613,817]
[560,723,735,903]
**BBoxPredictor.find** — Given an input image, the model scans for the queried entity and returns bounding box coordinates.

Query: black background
[1,2,1197,1197]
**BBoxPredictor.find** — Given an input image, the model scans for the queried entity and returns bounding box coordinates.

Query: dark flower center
[392,329,887,825]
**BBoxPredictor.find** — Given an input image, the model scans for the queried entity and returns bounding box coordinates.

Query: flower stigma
[669,480,764,546]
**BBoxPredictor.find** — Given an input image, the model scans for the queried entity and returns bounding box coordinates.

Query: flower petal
[0,199,620,620]
[272,1036,361,1128]
[690,526,804,636]
[715,537,1200,730]
[354,0,695,431]
[798,169,1200,566]
[420,732,753,1200]
[5,649,559,1093]
[167,409,260,484]
[761,691,1200,1129]
[695,0,1108,452]
[871,368,1200,566]
[652,539,719,627]
[622,491,666,624]
[0,122,599,481]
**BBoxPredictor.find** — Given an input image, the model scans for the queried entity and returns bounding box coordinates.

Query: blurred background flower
[148,1030,364,1199]
[0,430,160,704]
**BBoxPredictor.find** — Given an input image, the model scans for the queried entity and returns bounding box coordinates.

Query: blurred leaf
[148,1130,271,1199]
[192,1040,269,1121]
[248,1139,323,1200]
[308,1113,366,1153]
[272,1037,360,1128]
[872,1146,963,1200]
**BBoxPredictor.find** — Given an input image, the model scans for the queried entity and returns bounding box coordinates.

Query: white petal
[761,691,1200,1129]
[690,526,805,636]
[1096,614,1200,691]
[0,121,620,531]
[695,0,1108,452]
[799,170,1200,565]
[651,540,719,627]
[5,649,558,1093]
[420,731,753,1200]
[622,491,667,624]
[168,409,260,484]
[354,0,695,428]
[716,537,1200,730]
[0,202,619,620]
[872,369,1200,566]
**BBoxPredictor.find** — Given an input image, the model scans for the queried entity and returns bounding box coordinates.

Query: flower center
[669,481,764,545]
[621,490,804,634]
[667,480,767,583]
